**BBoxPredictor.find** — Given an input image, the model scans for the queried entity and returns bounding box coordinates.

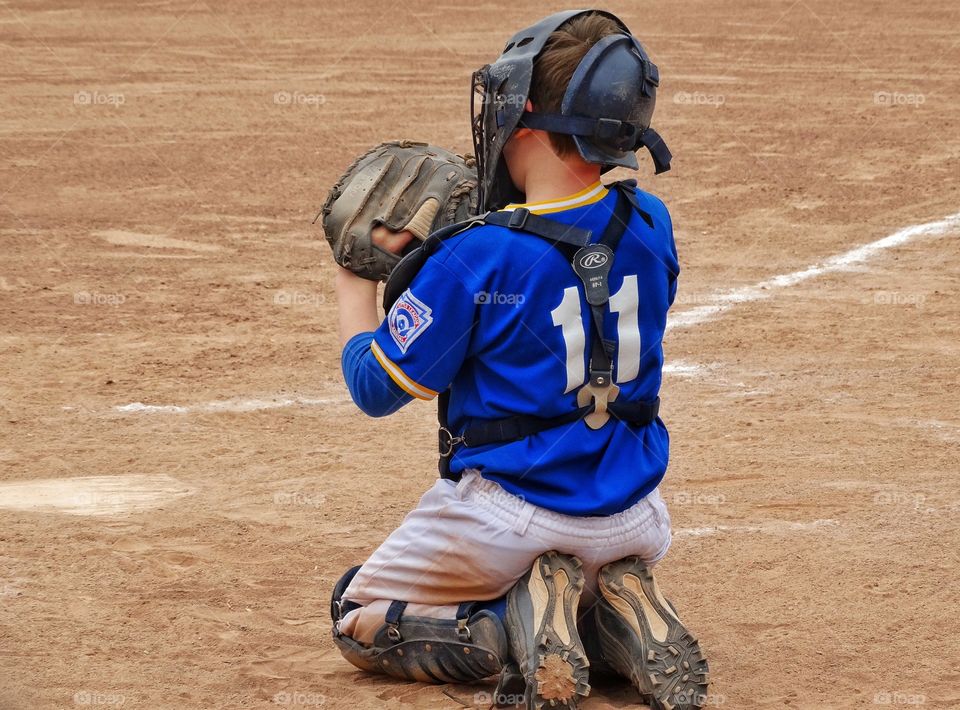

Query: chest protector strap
[382,211,591,313]
[431,181,660,481]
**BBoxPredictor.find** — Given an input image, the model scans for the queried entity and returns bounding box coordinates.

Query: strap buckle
[508,207,530,230]
[577,380,621,430]
[588,360,614,388]
[594,117,623,141]
[438,427,465,457]
[595,118,637,150]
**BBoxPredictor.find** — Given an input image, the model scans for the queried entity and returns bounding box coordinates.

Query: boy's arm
[335,224,476,417]
[335,228,417,417]
[335,267,379,347]
[334,227,415,348]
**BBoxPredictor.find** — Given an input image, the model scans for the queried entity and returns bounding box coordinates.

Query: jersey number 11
[550,275,640,393]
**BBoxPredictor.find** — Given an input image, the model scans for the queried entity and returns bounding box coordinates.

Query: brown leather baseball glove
[320,140,478,282]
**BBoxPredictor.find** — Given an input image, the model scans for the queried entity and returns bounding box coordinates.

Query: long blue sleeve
[341,332,413,417]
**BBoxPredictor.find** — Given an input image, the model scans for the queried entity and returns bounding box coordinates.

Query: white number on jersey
[550,277,641,393]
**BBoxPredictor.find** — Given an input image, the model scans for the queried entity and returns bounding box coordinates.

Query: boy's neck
[520,154,602,204]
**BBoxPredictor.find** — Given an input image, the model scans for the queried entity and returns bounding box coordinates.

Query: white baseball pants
[339,470,672,644]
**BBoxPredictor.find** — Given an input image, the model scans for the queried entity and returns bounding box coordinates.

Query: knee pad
[332,600,508,684]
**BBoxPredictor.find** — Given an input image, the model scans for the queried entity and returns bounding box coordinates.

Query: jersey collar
[503,181,608,215]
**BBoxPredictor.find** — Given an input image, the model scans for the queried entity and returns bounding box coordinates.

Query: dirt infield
[1,1,958,708]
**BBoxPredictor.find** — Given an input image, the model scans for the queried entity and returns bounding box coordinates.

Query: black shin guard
[333,609,508,683]
[330,570,508,684]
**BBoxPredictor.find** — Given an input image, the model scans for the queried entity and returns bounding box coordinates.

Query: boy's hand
[371,225,415,255]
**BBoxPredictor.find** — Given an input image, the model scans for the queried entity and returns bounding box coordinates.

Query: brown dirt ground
[1,1,959,708]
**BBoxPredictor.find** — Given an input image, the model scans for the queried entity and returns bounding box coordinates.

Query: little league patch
[388,289,433,353]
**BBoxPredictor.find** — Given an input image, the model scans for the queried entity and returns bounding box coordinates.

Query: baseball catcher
[322,10,708,710]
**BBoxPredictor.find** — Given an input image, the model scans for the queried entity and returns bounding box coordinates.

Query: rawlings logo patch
[388,289,433,353]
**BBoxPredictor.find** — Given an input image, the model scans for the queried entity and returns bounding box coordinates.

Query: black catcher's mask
[470,9,672,212]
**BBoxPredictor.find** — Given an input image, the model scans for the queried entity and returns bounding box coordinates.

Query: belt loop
[512,499,536,536]
[650,488,665,526]
[457,469,479,496]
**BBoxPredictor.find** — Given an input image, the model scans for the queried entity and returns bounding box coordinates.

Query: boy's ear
[512,99,537,140]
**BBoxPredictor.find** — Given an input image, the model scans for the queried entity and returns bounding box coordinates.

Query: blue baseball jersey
[355,181,679,516]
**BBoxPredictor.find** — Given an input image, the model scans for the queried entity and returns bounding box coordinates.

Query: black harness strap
[437,389,453,478]
[578,190,635,388]
[384,600,408,642]
[437,182,661,481]
[483,207,592,250]
[447,398,660,451]
[433,211,592,480]
[517,115,672,174]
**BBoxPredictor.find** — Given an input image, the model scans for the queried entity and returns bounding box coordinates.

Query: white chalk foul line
[674,519,839,538]
[668,211,960,331]
[115,395,351,415]
[113,212,959,414]
[662,361,713,377]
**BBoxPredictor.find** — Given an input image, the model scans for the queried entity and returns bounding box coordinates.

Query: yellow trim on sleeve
[370,340,439,401]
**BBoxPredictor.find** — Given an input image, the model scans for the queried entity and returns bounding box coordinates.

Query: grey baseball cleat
[594,557,709,710]
[504,551,591,709]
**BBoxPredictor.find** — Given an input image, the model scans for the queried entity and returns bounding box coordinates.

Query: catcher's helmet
[470,9,671,211]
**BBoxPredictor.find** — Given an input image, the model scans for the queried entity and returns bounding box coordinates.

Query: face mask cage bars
[470,66,492,212]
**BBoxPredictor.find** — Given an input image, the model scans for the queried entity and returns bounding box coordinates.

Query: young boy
[329,10,708,710]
